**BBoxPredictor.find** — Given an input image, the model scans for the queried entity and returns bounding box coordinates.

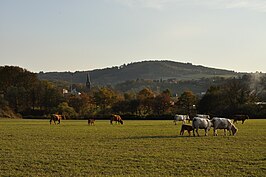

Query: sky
[0,0,266,73]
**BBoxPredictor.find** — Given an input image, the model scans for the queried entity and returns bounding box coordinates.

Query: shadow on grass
[121,135,195,140]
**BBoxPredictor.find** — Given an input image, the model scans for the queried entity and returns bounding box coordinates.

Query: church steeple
[86,72,91,90]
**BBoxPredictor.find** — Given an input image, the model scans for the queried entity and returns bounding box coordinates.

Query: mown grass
[0,119,265,176]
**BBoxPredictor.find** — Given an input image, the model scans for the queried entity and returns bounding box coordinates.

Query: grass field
[0,119,265,176]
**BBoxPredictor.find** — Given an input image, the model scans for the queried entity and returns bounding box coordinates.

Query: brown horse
[110,114,123,125]
[88,119,95,125]
[50,114,64,125]
[180,124,193,136]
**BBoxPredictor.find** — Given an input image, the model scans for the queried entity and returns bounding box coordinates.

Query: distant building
[86,72,91,90]
[62,88,81,96]
[70,88,81,95]
[62,89,68,94]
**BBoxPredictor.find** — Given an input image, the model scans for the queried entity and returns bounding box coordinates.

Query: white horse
[173,114,190,125]
[192,117,212,136]
[211,117,238,136]
[196,114,210,119]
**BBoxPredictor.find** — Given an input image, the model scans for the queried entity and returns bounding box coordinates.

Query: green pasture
[0,119,265,176]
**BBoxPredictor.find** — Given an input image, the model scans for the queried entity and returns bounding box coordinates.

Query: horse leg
[58,119,60,124]
[196,128,200,136]
[180,129,183,135]
[229,129,232,136]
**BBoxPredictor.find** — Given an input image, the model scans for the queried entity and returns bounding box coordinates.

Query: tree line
[0,66,265,119]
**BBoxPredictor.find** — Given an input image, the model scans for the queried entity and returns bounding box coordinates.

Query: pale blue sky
[1,0,266,73]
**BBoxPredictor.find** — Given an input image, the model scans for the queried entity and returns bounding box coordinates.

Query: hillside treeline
[1,66,266,119]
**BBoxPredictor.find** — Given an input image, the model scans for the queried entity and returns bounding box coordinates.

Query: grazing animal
[233,115,249,124]
[212,117,238,136]
[196,114,211,119]
[192,117,212,136]
[180,124,193,136]
[110,114,123,125]
[173,114,190,125]
[88,119,95,125]
[50,114,64,125]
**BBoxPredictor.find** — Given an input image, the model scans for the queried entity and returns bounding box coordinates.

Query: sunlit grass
[0,119,265,176]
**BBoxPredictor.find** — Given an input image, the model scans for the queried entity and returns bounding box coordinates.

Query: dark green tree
[176,91,198,116]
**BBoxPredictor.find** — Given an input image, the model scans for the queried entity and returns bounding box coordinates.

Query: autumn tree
[57,102,78,119]
[112,92,139,115]
[92,87,120,114]
[152,90,172,115]
[137,88,155,115]
[67,93,96,118]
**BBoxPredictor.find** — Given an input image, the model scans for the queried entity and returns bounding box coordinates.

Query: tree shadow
[122,135,194,140]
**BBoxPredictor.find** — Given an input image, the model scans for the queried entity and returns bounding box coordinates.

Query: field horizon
[1,119,265,176]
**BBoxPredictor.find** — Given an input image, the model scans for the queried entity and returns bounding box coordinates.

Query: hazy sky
[1,0,266,73]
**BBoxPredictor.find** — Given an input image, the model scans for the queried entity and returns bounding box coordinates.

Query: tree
[92,87,120,114]
[57,102,77,119]
[221,78,256,115]
[198,86,225,116]
[152,91,172,115]
[0,66,38,93]
[39,81,64,113]
[0,66,40,114]
[177,91,198,116]
[198,76,258,117]
[67,93,96,118]
[115,92,139,115]
[137,88,155,115]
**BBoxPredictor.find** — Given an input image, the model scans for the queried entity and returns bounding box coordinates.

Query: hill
[38,60,240,86]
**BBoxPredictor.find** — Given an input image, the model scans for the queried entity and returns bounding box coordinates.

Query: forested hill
[38,60,240,85]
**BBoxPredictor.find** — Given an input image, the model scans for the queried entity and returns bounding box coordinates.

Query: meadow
[0,119,265,176]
